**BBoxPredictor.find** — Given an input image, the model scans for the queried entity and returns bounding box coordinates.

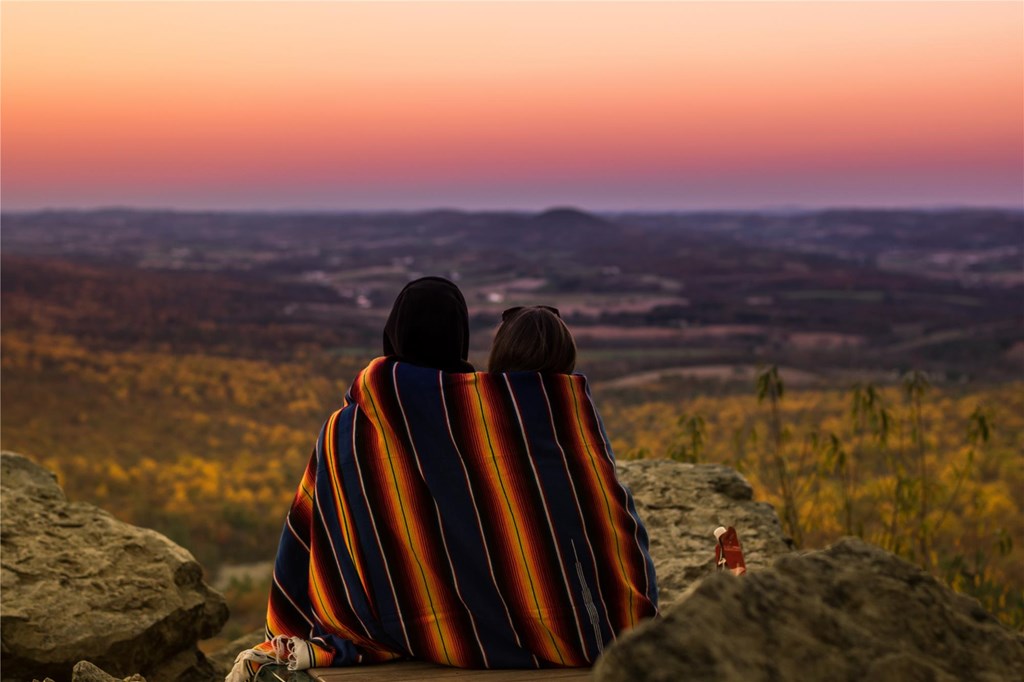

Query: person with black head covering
[382,276,474,373]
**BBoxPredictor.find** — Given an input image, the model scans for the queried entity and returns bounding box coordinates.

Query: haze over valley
[3,207,1020,384]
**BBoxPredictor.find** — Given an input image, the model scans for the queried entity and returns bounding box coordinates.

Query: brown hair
[488,306,577,374]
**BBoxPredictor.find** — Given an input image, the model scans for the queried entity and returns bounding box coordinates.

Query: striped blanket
[228,357,657,680]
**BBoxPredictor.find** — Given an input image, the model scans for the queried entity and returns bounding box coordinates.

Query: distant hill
[532,206,610,229]
[615,209,1023,285]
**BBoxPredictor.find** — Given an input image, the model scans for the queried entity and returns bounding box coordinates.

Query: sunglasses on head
[501,305,561,322]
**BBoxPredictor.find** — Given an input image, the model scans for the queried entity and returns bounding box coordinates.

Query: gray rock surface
[70,662,145,682]
[616,460,793,606]
[0,452,229,682]
[593,537,1024,682]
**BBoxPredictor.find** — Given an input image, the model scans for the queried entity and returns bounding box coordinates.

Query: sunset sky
[2,1,1022,211]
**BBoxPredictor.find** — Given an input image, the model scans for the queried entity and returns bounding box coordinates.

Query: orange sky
[2,1,1021,210]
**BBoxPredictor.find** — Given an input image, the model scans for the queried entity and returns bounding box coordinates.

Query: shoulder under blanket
[228,358,658,680]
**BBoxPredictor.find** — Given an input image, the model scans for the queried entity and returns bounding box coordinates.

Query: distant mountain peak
[532,207,609,227]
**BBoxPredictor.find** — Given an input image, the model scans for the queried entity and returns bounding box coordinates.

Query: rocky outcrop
[69,662,146,682]
[616,460,793,606]
[593,537,1024,681]
[1,452,228,682]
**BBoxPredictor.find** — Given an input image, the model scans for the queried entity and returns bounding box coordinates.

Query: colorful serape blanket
[227,357,658,681]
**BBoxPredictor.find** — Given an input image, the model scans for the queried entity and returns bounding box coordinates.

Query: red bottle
[714,526,747,576]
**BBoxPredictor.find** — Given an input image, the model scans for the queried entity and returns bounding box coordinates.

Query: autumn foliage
[2,332,1021,629]
[1,332,363,566]
[602,368,1024,626]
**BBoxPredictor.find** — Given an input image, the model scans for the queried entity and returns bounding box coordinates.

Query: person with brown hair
[488,305,576,374]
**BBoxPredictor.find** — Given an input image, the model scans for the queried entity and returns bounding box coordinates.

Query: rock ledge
[616,460,793,606]
[1,452,228,682]
[594,537,1024,681]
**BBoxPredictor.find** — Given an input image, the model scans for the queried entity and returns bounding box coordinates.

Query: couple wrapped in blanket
[227,277,659,681]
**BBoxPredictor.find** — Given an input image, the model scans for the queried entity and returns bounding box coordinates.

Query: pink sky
[2,1,1022,211]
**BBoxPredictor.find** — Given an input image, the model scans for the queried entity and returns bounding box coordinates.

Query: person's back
[227,294,657,681]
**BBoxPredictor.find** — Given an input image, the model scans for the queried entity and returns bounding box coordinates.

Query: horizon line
[3,202,1023,216]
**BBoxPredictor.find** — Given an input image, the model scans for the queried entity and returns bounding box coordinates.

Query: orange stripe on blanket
[324,408,376,611]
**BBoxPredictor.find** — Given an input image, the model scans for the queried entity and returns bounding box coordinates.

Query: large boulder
[593,537,1024,681]
[616,460,793,606]
[1,452,228,682]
